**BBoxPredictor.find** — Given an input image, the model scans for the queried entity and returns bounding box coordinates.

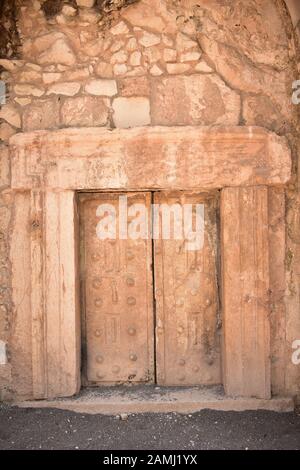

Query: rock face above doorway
[0,0,299,402]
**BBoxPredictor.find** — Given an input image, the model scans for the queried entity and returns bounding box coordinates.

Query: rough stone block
[151,74,240,126]
[61,96,109,127]
[23,99,60,132]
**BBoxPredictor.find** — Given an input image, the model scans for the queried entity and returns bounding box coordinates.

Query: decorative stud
[126,250,134,260]
[96,354,104,364]
[129,353,137,362]
[126,277,135,287]
[112,365,120,374]
[94,298,103,307]
[91,253,100,261]
[127,296,136,306]
[178,375,185,382]
[178,358,186,366]
[94,329,101,337]
[127,327,136,336]
[96,372,105,380]
[193,365,199,372]
[92,278,102,289]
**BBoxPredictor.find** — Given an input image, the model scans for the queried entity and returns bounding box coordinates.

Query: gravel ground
[0,405,299,450]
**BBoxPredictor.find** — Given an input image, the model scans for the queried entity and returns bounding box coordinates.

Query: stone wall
[0,0,300,400]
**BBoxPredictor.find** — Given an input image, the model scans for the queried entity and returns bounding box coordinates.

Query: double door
[80,192,221,386]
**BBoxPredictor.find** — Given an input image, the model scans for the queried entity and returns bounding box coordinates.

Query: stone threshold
[15,386,295,415]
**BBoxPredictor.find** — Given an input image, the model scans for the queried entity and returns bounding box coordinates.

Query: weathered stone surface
[0,105,21,128]
[139,31,160,48]
[95,62,114,78]
[37,38,76,66]
[119,77,149,97]
[0,122,16,143]
[47,82,81,96]
[163,48,177,62]
[23,99,60,132]
[195,61,213,73]
[180,51,201,62]
[121,0,166,32]
[76,0,95,7]
[61,96,109,127]
[110,21,129,35]
[42,72,62,84]
[14,84,44,97]
[166,63,190,74]
[14,97,32,106]
[151,75,240,126]
[111,50,128,64]
[221,186,271,399]
[243,95,286,134]
[113,63,127,75]
[85,79,117,96]
[150,64,163,76]
[18,69,41,83]
[0,145,9,188]
[129,51,141,66]
[10,126,291,191]
[112,97,150,127]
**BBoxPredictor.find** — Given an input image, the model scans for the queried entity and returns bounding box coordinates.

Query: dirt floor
[0,405,299,450]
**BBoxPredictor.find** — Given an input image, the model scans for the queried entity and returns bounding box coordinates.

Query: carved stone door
[80,191,221,386]
[80,192,154,384]
[153,192,221,385]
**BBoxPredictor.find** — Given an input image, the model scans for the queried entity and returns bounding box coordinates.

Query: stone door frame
[8,125,291,400]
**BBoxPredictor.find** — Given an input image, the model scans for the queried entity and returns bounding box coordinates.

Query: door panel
[154,192,221,385]
[80,192,154,384]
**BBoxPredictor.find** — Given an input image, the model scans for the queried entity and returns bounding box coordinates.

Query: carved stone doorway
[79,191,221,386]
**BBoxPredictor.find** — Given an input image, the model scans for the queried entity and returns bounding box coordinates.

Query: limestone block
[14,84,44,97]
[166,63,190,74]
[85,79,117,96]
[38,38,76,66]
[163,48,177,62]
[0,104,21,128]
[76,0,95,8]
[10,127,291,191]
[23,99,60,131]
[113,64,128,75]
[61,96,109,127]
[110,21,129,35]
[47,82,81,96]
[130,51,141,66]
[42,73,62,84]
[139,31,161,47]
[0,122,16,143]
[112,97,150,128]
[95,62,113,78]
[119,77,149,97]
